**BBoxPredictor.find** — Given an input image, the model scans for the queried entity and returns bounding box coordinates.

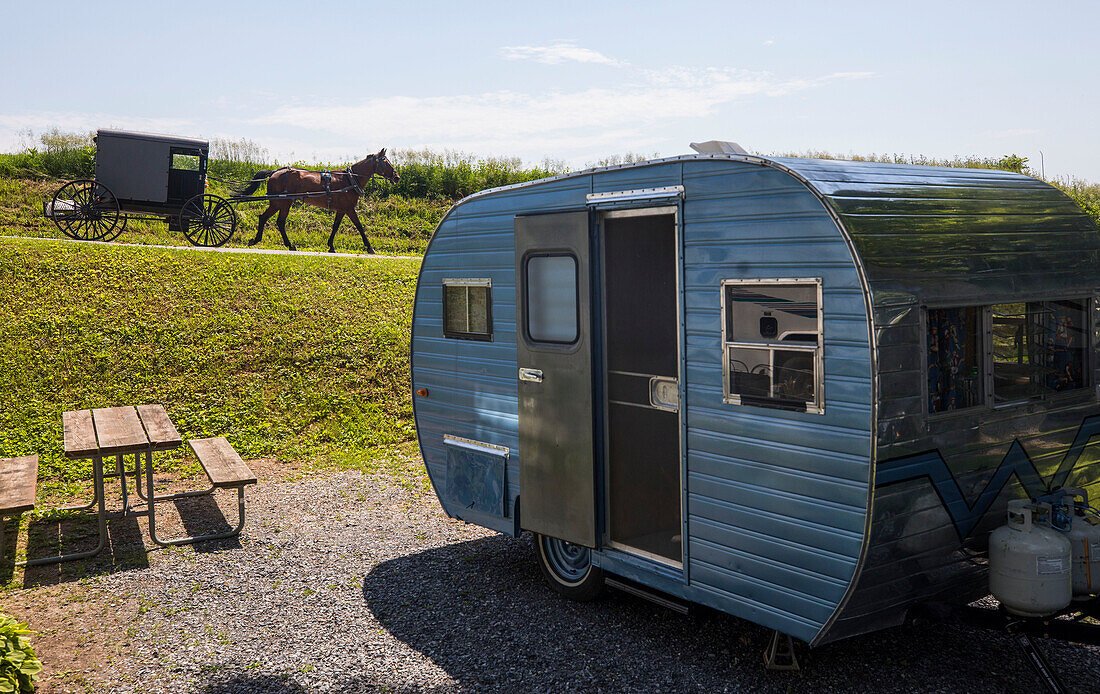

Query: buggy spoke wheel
[180,194,236,247]
[50,180,121,241]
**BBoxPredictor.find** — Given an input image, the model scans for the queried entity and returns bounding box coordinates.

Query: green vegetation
[0,238,419,498]
[0,613,41,693]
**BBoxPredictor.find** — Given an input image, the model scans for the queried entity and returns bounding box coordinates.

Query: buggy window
[722,279,823,414]
[171,153,201,171]
[443,279,492,341]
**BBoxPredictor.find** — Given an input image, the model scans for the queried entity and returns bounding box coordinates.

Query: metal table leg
[117,454,130,515]
[146,450,247,547]
[133,450,214,503]
[17,455,108,566]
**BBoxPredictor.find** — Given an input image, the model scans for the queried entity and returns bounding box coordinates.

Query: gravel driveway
[4,462,1098,693]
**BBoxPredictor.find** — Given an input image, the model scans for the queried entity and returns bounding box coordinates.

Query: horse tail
[232,170,276,196]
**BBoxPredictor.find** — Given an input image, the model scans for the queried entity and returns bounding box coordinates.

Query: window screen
[927,307,984,413]
[442,280,491,340]
[722,280,822,413]
[526,255,578,343]
[993,300,1088,402]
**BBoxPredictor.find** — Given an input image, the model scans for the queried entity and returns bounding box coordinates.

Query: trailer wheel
[534,533,604,601]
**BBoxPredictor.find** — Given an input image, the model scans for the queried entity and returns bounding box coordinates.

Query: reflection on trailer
[410,143,1100,647]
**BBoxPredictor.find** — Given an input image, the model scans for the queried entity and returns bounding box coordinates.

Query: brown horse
[233,149,400,253]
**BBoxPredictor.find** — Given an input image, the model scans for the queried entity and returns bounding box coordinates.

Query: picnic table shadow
[361,534,1064,693]
[1,493,241,587]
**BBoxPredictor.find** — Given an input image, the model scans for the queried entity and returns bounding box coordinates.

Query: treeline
[0,130,1096,222]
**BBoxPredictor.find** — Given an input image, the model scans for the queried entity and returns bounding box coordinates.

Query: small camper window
[722,279,823,413]
[525,254,578,343]
[992,300,1089,403]
[927,307,984,413]
[442,279,492,341]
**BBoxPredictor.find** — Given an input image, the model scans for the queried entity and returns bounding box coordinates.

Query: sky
[1,1,1097,180]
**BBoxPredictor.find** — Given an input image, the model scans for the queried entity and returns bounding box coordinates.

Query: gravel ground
[4,465,1099,693]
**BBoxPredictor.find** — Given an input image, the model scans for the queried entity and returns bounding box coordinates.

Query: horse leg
[328,212,345,253]
[346,210,375,254]
[249,205,276,246]
[275,208,296,251]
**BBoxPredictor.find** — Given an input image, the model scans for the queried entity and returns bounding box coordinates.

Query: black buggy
[44,129,237,247]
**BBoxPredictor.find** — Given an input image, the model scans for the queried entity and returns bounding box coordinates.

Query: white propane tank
[989,500,1073,617]
[1060,489,1100,599]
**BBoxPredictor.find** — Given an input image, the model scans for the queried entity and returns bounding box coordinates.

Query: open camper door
[515,211,596,547]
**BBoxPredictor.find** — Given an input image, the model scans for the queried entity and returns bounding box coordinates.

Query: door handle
[519,368,544,383]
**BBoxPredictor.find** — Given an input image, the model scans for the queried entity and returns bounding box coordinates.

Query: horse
[232,148,400,253]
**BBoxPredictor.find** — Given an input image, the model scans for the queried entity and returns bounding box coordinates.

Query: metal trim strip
[586,186,685,206]
[442,434,510,458]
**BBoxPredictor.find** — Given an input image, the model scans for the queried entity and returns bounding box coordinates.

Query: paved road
[0,234,421,261]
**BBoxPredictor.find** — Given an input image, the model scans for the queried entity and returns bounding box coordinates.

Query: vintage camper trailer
[410,148,1100,646]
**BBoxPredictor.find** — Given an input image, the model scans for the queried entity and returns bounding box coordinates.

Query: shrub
[0,614,41,693]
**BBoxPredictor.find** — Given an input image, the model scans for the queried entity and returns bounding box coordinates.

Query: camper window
[525,254,578,343]
[722,279,823,413]
[442,279,492,341]
[927,307,984,413]
[992,300,1089,403]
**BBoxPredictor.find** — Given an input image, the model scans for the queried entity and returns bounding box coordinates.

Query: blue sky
[2,1,1097,179]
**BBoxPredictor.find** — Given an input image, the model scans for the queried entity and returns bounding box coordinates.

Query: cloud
[250,68,873,152]
[500,41,625,67]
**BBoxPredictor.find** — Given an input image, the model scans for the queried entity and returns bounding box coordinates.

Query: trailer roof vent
[690,140,749,155]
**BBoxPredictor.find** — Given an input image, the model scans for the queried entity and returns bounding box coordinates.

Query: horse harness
[270,164,377,207]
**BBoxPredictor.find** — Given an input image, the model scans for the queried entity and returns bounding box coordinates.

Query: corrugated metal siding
[413,158,874,644]
[773,157,1100,642]
[680,161,872,642]
[413,175,595,533]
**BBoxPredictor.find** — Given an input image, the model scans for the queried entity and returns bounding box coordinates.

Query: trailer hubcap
[540,535,591,583]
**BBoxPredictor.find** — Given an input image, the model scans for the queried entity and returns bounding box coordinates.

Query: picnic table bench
[0,405,257,566]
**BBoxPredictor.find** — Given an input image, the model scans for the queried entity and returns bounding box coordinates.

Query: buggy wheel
[180,194,236,247]
[534,533,605,601]
[49,179,121,241]
[97,215,127,242]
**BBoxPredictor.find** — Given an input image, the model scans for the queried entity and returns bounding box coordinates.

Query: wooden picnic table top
[63,404,182,459]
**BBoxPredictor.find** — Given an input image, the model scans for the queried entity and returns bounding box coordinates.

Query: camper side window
[722,279,823,414]
[992,300,1089,403]
[927,307,984,413]
[442,279,492,341]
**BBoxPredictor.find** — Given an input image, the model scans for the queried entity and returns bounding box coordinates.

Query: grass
[0,238,420,499]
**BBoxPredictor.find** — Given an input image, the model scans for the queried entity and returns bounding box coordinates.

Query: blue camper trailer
[409,146,1100,646]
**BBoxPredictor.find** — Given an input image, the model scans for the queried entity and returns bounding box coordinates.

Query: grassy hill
[0,137,567,255]
[0,238,420,498]
[1,135,1098,500]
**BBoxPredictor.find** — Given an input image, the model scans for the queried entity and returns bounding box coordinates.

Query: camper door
[515,211,597,547]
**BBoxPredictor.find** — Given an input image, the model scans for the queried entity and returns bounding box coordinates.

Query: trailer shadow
[363,534,1097,693]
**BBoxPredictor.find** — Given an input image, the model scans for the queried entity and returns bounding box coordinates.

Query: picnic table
[0,404,256,566]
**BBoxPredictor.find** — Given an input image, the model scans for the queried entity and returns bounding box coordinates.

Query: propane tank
[1058,488,1100,600]
[989,500,1072,617]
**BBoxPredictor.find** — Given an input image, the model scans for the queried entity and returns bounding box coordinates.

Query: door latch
[518,368,544,383]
